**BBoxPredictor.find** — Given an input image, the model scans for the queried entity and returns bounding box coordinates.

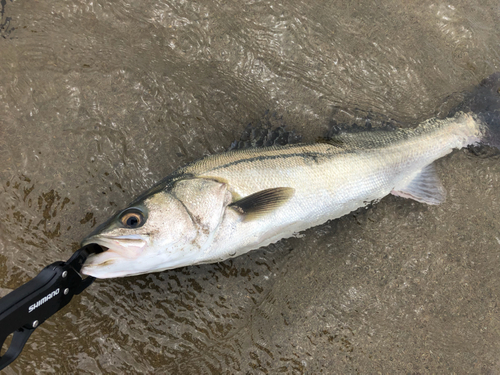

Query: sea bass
[81,80,500,279]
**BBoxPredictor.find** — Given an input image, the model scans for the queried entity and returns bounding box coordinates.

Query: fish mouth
[81,235,148,277]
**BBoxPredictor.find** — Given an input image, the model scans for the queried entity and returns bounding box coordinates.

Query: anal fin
[391,164,446,205]
[230,187,295,221]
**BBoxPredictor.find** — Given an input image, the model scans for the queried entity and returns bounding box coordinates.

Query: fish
[81,73,500,279]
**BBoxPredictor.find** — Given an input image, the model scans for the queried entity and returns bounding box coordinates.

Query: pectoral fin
[392,164,446,205]
[230,187,295,221]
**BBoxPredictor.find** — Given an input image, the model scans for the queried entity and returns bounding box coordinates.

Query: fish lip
[81,234,148,270]
[80,236,148,278]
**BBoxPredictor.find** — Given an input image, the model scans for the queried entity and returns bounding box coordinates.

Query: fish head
[81,178,233,278]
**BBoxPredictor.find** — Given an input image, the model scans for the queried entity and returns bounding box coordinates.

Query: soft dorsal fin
[391,163,446,205]
[230,187,295,221]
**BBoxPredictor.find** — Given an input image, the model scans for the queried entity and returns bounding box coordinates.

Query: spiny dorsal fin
[230,187,295,221]
[391,163,446,205]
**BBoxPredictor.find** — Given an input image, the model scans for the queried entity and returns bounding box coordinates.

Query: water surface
[1,0,500,373]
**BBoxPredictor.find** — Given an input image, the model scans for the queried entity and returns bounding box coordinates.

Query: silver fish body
[81,112,491,278]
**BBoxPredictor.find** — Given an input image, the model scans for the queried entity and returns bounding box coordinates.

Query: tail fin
[457,72,500,150]
[477,111,500,150]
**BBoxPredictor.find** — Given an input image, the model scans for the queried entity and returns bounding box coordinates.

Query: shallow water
[1,0,500,373]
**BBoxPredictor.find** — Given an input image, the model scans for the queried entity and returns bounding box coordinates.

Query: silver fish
[81,89,500,279]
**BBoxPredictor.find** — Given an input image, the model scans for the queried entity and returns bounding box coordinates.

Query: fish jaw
[83,235,147,257]
[81,247,203,278]
[80,234,205,278]
[81,235,151,278]
[82,253,156,278]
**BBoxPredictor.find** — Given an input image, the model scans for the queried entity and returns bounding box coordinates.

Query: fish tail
[457,72,500,150]
[477,111,500,150]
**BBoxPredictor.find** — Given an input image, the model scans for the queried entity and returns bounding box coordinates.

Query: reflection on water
[1,0,500,373]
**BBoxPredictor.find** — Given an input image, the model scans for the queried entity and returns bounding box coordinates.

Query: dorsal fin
[230,187,295,221]
[391,163,446,205]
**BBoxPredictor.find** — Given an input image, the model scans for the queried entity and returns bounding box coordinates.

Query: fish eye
[119,208,145,229]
